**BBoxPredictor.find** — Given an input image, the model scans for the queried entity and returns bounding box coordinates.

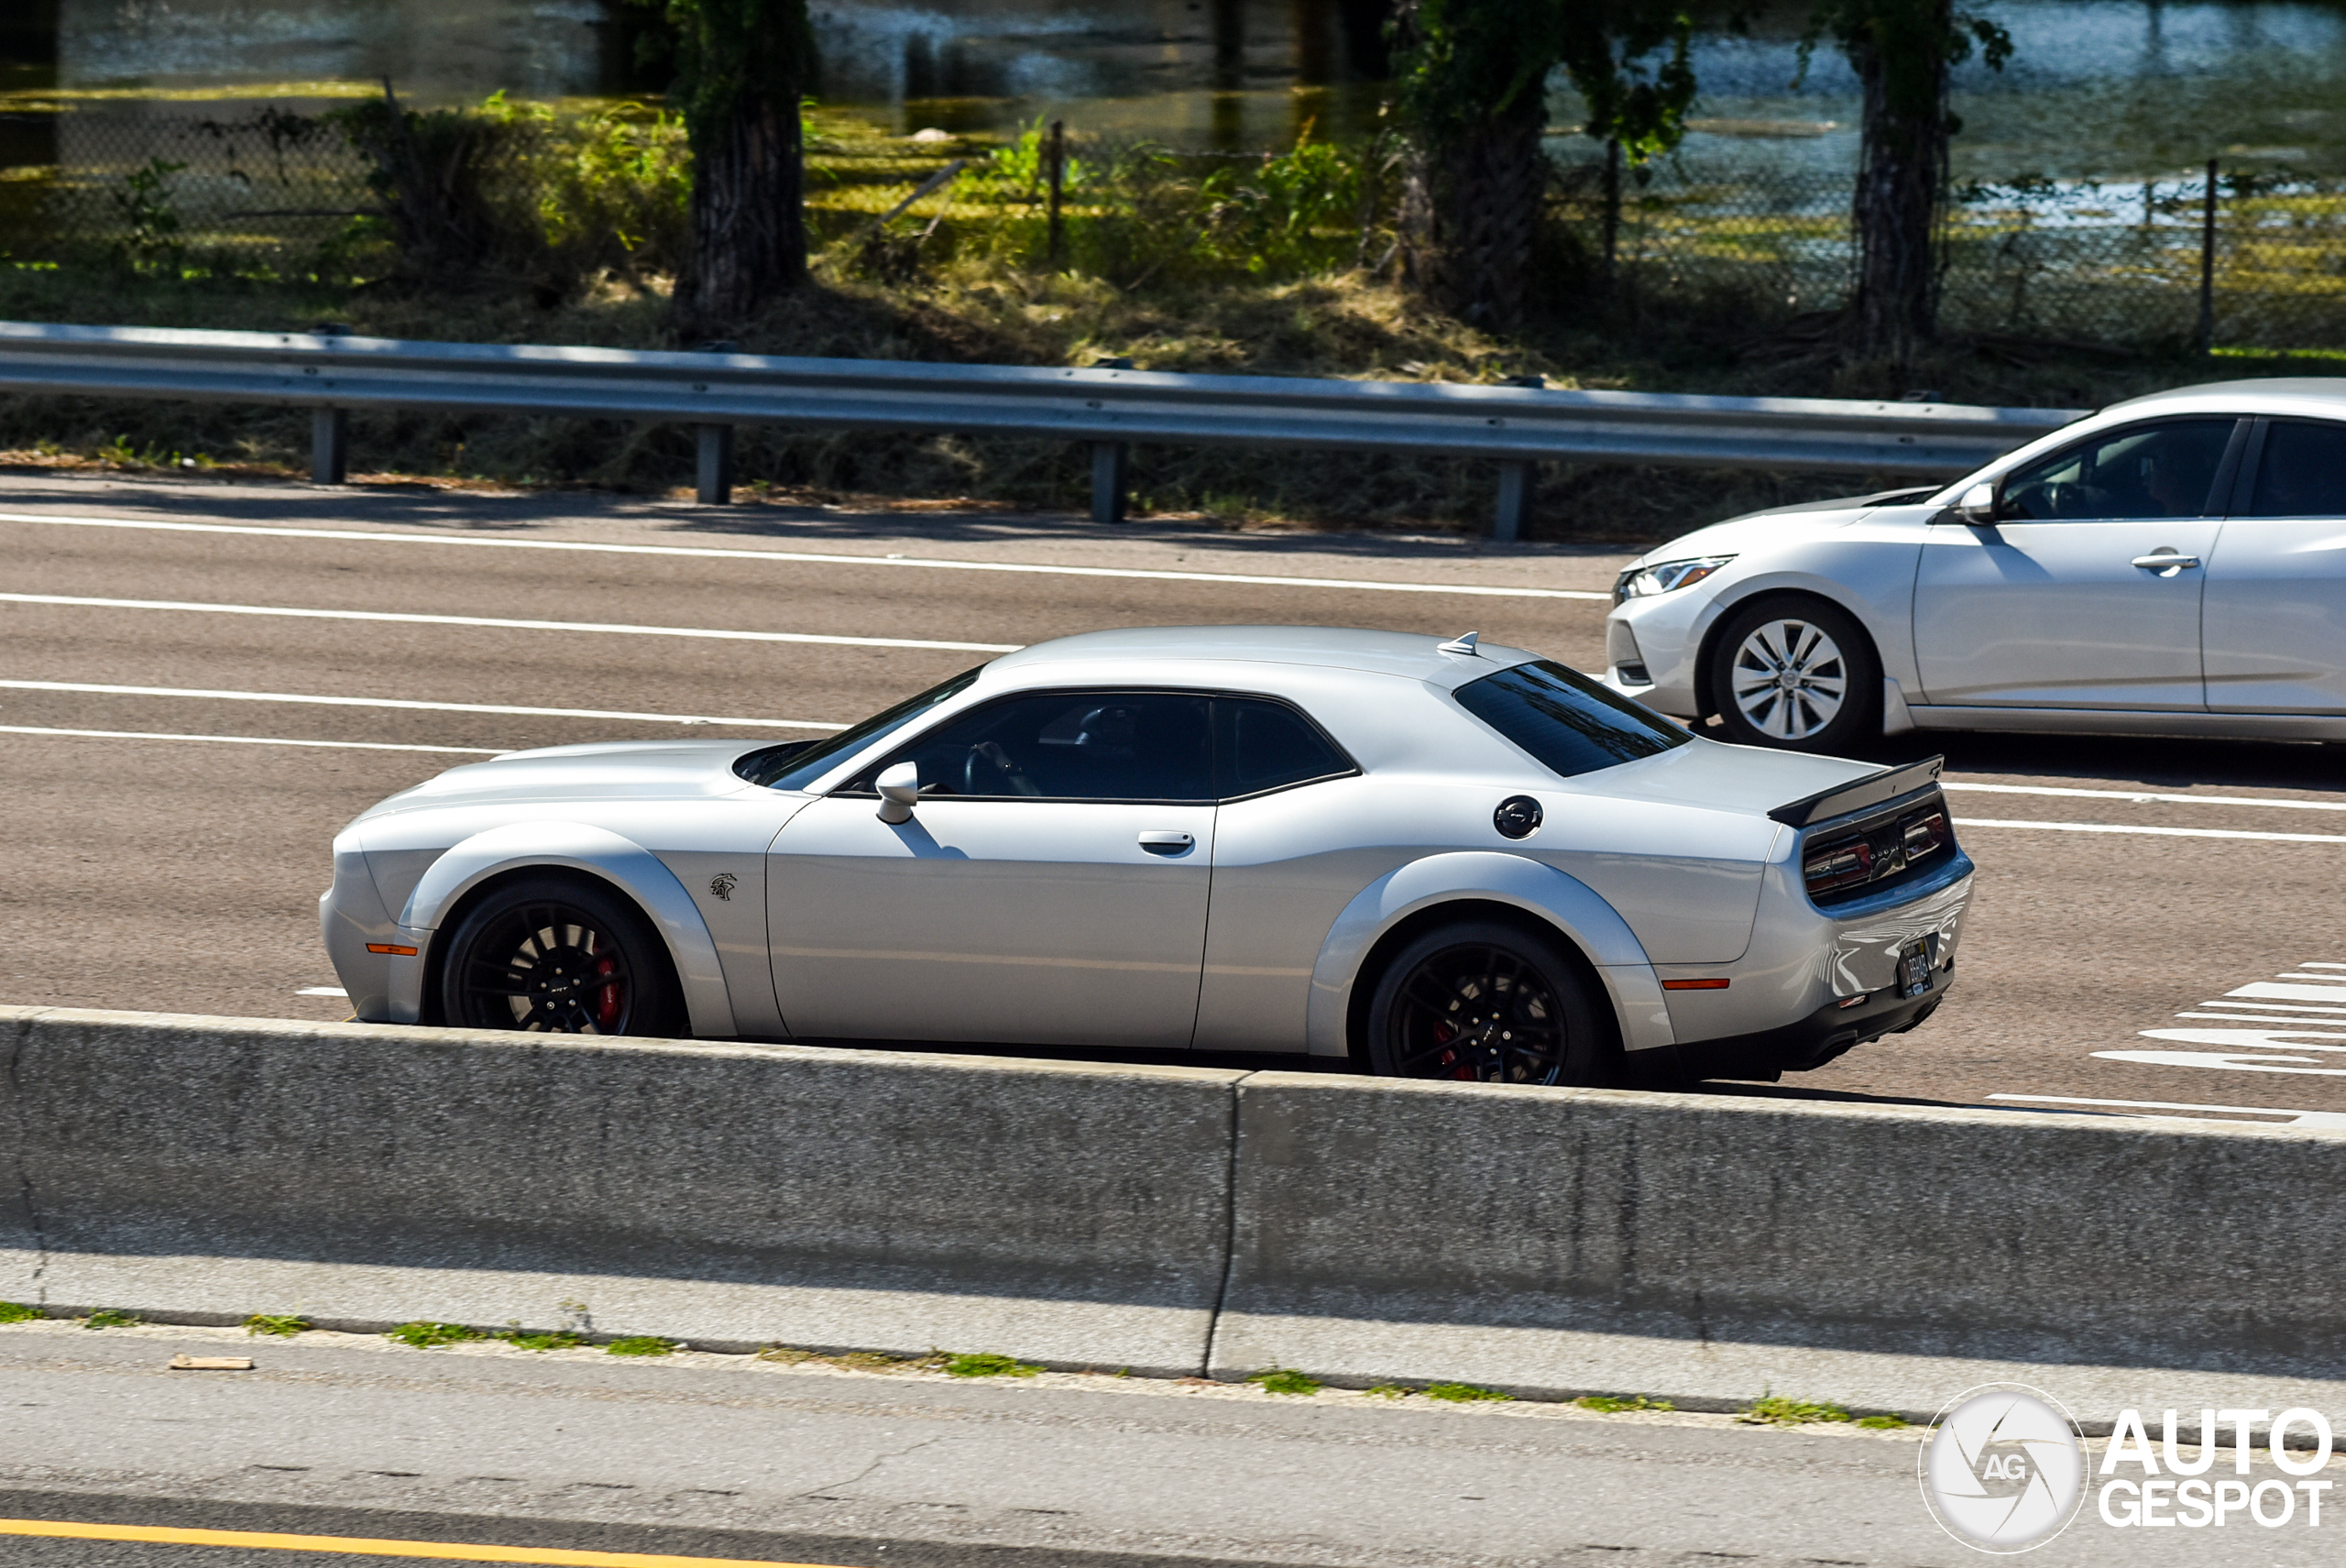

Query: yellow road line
[0,1518,859,1567]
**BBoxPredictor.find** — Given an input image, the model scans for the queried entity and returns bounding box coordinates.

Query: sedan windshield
[1453,659,1690,778]
[735,666,984,789]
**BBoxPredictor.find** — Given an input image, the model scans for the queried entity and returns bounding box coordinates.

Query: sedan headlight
[1613,555,1736,604]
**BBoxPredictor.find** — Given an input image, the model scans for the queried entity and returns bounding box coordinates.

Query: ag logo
[1919,1384,2086,1552]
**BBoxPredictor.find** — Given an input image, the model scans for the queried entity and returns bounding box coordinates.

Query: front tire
[1705,596,1881,752]
[438,875,684,1036]
[1364,920,1609,1087]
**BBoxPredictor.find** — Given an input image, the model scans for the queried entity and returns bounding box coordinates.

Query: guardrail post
[1091,441,1129,523]
[696,423,734,505]
[1493,460,1532,543]
[310,407,347,485]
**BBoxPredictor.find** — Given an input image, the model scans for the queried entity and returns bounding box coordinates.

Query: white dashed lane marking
[0,725,501,754]
[2092,961,2346,1082]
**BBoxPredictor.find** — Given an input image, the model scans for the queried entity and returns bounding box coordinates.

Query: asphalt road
[4,470,2344,1131]
[0,1321,2333,1568]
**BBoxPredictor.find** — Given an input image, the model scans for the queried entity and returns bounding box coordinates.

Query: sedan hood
[1633,488,1935,566]
[1602,734,1881,817]
[361,740,761,817]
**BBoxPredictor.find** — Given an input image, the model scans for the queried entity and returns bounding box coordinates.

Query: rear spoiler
[1769,756,1946,828]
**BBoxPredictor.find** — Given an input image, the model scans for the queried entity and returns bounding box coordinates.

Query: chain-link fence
[5,97,2343,355]
[1547,156,2346,353]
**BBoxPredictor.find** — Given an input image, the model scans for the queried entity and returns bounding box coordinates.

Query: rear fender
[1306,851,1673,1059]
[387,821,735,1036]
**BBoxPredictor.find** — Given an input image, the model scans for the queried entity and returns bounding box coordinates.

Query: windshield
[734,666,985,789]
[1453,659,1690,778]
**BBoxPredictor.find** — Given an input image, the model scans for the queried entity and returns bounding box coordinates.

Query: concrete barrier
[1208,1071,2346,1402]
[0,1008,1240,1374]
[5,1005,2346,1415]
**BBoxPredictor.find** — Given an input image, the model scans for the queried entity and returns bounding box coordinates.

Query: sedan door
[766,690,1215,1047]
[1913,418,2240,709]
[2202,418,2346,714]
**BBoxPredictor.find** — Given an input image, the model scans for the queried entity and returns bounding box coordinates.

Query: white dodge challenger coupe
[1605,378,2346,751]
[323,627,1972,1085]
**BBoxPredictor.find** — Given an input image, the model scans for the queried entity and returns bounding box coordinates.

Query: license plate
[1897,938,1935,999]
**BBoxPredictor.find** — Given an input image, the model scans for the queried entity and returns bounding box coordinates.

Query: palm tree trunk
[1401,82,1548,324]
[1847,12,1949,360]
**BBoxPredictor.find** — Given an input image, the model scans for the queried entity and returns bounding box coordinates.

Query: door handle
[1137,830,1194,855]
[2131,552,2201,575]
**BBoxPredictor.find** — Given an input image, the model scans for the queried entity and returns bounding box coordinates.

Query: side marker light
[1661,978,1730,991]
[365,943,419,956]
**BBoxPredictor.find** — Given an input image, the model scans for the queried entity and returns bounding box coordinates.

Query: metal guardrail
[0,322,2086,537]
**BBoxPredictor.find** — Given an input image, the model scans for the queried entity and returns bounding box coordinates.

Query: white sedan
[1605,378,2346,750]
[323,627,1972,1085]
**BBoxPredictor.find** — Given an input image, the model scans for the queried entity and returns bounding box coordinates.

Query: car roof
[2098,378,2346,421]
[983,625,1537,690]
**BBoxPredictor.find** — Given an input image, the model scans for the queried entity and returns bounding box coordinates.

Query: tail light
[1804,839,1875,897]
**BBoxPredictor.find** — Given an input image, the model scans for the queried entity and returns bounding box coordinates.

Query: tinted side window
[1454,659,1689,779]
[1999,419,2235,521]
[1215,698,1352,798]
[2249,420,2346,517]
[850,691,1212,802]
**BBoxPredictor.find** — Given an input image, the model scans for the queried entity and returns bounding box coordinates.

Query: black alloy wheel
[1365,919,1607,1087]
[438,876,681,1036]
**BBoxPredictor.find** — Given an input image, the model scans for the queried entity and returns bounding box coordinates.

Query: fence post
[310,407,347,485]
[696,425,734,506]
[1047,119,1067,268]
[2197,157,2219,356]
[1091,442,1129,523]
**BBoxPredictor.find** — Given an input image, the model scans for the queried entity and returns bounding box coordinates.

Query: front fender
[387,822,736,1037]
[1304,851,1674,1060]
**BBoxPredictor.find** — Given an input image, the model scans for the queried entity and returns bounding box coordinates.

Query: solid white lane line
[1952,816,2346,844]
[1946,781,2346,812]
[2175,1013,2346,1028]
[0,593,1018,653]
[297,987,349,997]
[2189,999,2346,1014]
[0,725,498,754]
[0,510,1613,600]
[2298,960,2346,970]
[0,680,848,731]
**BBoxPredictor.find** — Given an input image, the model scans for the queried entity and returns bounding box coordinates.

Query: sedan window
[1998,419,2235,521]
[738,665,983,790]
[1455,659,1689,778]
[2248,420,2346,517]
[850,691,1213,802]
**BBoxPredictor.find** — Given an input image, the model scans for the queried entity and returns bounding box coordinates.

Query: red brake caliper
[595,952,621,1029]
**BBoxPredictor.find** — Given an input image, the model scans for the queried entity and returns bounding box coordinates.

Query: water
[15,2,2346,177]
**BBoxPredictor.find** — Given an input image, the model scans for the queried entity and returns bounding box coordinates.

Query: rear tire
[438,875,685,1037]
[1705,596,1880,753]
[1364,919,1610,1087]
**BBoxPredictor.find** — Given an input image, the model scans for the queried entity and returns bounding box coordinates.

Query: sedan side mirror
[875,761,921,825]
[1950,481,1998,524]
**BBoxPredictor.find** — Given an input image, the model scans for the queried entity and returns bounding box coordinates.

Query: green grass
[603,1335,680,1357]
[1246,1367,1322,1397]
[0,1302,44,1324]
[243,1312,310,1338]
[81,1309,141,1330]
[1855,1413,1912,1430]
[1739,1395,1854,1426]
[384,1321,484,1348]
[1421,1381,1512,1403]
[944,1351,1040,1378]
[1364,1383,1414,1399]
[498,1330,587,1352]
[1575,1393,1672,1413]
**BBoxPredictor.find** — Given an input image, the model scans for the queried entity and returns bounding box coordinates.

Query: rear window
[1453,659,1689,778]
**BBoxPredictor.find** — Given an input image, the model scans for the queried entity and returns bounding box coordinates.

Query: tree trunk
[675,84,805,334]
[1847,13,1949,360]
[1401,82,1548,324]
